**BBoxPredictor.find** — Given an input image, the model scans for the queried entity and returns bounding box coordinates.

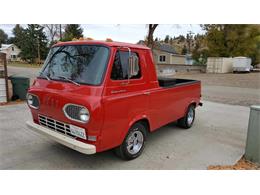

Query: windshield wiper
[56,76,81,86]
[39,72,51,81]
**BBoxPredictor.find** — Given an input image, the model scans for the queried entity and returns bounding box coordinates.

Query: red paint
[27,40,201,153]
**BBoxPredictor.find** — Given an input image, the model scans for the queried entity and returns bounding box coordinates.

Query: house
[137,41,191,65]
[153,43,187,65]
[0,44,21,62]
[137,41,195,76]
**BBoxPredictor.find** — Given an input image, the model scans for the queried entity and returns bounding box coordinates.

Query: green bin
[9,75,30,100]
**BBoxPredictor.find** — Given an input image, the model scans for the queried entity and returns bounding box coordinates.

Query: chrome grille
[38,115,76,138]
[64,104,83,121]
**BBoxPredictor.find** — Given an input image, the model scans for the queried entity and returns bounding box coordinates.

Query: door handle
[143,92,150,95]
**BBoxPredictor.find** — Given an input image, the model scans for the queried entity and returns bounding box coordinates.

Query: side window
[159,55,166,63]
[111,51,141,80]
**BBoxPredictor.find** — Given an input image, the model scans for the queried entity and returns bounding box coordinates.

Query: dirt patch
[208,156,260,170]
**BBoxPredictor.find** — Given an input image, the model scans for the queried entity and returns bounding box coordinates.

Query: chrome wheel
[187,108,194,126]
[126,129,144,155]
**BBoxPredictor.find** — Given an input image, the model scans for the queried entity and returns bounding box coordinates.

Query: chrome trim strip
[111,89,127,94]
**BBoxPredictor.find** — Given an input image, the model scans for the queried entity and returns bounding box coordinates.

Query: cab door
[101,49,149,151]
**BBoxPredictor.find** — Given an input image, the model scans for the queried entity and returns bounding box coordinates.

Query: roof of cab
[53,40,151,50]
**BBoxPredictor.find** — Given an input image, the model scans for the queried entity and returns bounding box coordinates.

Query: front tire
[115,123,147,160]
[177,104,195,129]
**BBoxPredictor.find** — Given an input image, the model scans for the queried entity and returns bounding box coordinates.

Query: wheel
[115,122,147,160]
[177,104,195,129]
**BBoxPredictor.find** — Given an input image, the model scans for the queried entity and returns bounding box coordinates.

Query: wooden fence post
[0,52,9,102]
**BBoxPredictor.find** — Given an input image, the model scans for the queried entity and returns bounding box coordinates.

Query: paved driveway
[7,66,40,80]
[0,101,249,169]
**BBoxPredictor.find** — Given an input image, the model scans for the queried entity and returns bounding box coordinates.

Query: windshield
[39,45,110,85]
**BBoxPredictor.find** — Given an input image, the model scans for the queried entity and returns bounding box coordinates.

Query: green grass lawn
[7,62,43,68]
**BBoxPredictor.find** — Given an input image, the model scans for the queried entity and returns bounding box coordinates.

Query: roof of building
[154,42,177,54]
[54,40,151,50]
[0,44,14,50]
[137,40,177,54]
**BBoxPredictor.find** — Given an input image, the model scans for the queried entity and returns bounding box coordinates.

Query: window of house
[111,51,141,80]
[12,47,14,51]
[159,55,166,63]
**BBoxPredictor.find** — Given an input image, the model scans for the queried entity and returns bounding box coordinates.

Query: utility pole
[187,30,194,54]
[37,35,41,65]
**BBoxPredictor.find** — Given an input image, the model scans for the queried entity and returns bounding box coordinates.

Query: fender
[186,100,198,112]
[118,113,151,144]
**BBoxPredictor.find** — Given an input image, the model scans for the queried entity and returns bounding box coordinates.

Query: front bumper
[26,121,96,154]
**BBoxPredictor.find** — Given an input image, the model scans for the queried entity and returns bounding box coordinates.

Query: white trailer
[233,57,252,73]
[206,57,233,73]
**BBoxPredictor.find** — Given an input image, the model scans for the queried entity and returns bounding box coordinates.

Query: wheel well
[190,102,196,108]
[137,118,151,132]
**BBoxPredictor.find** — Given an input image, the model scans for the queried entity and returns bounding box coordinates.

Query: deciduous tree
[147,24,158,49]
[202,24,260,64]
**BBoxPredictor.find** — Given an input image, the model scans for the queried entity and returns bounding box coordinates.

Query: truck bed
[158,78,199,88]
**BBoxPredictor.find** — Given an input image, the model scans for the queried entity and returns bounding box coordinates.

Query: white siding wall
[0,45,21,61]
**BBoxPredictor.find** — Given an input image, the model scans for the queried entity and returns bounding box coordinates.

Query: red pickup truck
[26,40,202,160]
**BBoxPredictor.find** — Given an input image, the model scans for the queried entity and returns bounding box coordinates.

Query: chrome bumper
[26,121,96,154]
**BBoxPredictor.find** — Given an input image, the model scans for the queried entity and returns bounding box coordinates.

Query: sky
[0,24,204,43]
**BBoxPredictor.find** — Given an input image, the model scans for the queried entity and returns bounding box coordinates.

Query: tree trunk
[147,24,158,49]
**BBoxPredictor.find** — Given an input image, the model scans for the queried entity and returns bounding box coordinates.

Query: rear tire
[115,122,147,160]
[177,104,195,129]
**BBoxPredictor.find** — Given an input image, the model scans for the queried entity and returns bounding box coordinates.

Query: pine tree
[12,24,25,48]
[164,35,170,43]
[20,24,48,63]
[0,29,8,47]
[63,24,83,41]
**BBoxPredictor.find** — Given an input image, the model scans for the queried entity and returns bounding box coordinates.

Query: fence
[0,52,9,103]
[156,63,206,77]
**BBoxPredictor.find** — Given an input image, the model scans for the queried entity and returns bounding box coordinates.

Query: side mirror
[128,55,139,78]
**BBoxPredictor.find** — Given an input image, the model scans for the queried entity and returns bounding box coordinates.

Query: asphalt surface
[202,85,260,107]
[0,101,249,169]
[7,66,40,80]
[177,72,260,107]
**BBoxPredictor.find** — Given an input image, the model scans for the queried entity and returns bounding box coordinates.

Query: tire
[177,104,195,129]
[114,122,147,160]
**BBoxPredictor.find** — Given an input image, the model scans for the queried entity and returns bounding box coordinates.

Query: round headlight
[27,94,33,105]
[79,108,90,122]
[27,94,39,109]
